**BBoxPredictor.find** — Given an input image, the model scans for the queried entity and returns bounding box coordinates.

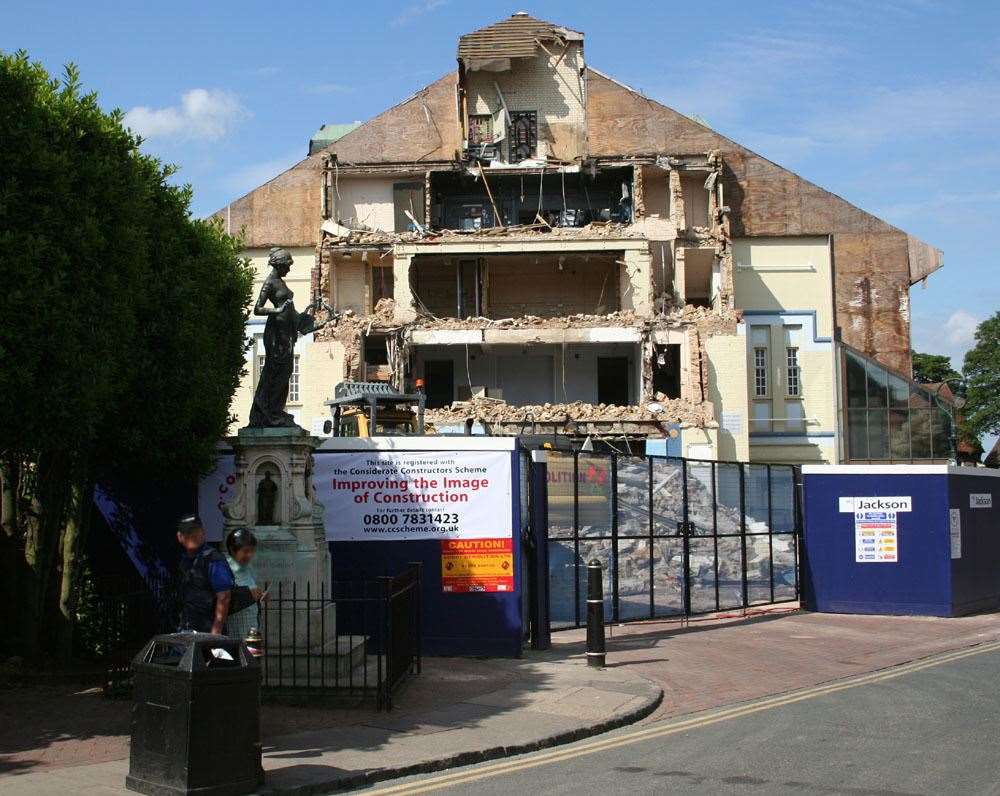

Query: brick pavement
[551,604,1000,721]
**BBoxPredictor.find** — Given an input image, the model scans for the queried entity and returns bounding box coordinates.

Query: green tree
[0,51,254,661]
[963,312,1000,439]
[912,351,962,393]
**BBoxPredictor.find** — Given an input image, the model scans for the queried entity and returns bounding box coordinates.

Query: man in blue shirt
[176,515,261,634]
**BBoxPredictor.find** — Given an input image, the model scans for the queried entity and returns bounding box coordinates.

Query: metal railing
[91,564,421,710]
[260,563,422,710]
[545,453,801,628]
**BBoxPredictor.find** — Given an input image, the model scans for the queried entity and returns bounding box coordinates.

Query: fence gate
[544,453,801,628]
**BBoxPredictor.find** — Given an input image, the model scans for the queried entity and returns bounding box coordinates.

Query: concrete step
[260,600,337,649]
[262,635,368,688]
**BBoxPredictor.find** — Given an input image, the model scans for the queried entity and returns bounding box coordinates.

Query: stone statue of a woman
[248,247,339,428]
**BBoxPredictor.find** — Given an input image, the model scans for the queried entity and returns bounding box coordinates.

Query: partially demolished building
[218,13,949,464]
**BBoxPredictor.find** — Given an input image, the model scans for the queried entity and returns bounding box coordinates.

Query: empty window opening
[680,172,711,228]
[457,259,485,318]
[371,265,394,310]
[363,334,390,382]
[423,360,455,409]
[393,182,425,233]
[681,248,715,307]
[597,357,630,406]
[652,344,681,398]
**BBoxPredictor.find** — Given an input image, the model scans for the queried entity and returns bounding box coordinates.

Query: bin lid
[132,632,260,673]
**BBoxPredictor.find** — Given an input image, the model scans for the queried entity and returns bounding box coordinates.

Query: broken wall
[331,177,396,231]
[213,156,325,248]
[584,69,938,375]
[465,44,586,161]
[324,72,462,164]
[410,253,621,319]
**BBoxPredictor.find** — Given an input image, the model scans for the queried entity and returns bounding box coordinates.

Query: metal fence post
[529,450,551,650]
[586,559,606,668]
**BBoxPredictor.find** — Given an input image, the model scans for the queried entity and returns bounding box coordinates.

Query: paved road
[362,641,1000,796]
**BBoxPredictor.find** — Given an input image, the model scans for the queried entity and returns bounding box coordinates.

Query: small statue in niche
[257,470,278,525]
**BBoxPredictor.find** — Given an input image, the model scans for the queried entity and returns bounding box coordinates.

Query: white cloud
[944,310,980,348]
[125,89,248,141]
[391,0,447,27]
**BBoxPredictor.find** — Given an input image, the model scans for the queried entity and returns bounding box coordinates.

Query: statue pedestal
[223,427,364,683]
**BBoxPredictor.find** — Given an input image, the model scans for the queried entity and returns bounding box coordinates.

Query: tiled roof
[457,13,582,61]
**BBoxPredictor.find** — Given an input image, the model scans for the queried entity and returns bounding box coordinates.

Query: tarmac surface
[371,640,1000,795]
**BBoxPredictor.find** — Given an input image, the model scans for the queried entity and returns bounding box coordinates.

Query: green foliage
[0,50,253,660]
[0,49,253,479]
[911,352,962,393]
[963,312,1000,439]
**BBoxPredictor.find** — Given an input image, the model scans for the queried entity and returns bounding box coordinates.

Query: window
[289,355,300,403]
[843,348,953,462]
[509,111,537,162]
[468,114,493,147]
[754,347,768,397]
[259,353,300,403]
[750,325,770,398]
[786,347,800,396]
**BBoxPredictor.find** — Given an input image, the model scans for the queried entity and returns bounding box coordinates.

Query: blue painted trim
[740,309,832,344]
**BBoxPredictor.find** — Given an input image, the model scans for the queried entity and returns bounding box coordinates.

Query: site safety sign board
[316,451,513,541]
[854,510,898,563]
[440,537,514,593]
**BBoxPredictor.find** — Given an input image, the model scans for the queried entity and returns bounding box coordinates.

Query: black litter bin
[126,633,262,796]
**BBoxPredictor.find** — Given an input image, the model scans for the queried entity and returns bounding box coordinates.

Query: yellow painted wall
[732,237,833,338]
[749,442,835,464]
[733,237,837,465]
[704,330,750,461]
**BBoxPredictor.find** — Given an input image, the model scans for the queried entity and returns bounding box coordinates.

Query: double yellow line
[366,639,1000,795]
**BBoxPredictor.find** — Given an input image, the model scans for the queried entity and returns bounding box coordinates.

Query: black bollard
[586,559,606,668]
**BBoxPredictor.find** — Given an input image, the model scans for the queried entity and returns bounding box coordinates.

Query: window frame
[753,345,769,398]
[785,346,801,398]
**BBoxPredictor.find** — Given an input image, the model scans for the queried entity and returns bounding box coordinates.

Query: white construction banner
[315,451,513,541]
[854,510,898,563]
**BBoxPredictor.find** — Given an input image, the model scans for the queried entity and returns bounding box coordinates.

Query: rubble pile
[320,221,644,249]
[411,309,645,331]
[426,396,708,426]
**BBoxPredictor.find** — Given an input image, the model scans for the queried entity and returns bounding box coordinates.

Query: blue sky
[3,0,997,372]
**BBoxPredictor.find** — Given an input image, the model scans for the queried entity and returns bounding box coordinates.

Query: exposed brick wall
[585,69,936,375]
[466,44,586,161]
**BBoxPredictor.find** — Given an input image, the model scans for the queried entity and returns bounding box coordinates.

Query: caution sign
[441,538,513,593]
